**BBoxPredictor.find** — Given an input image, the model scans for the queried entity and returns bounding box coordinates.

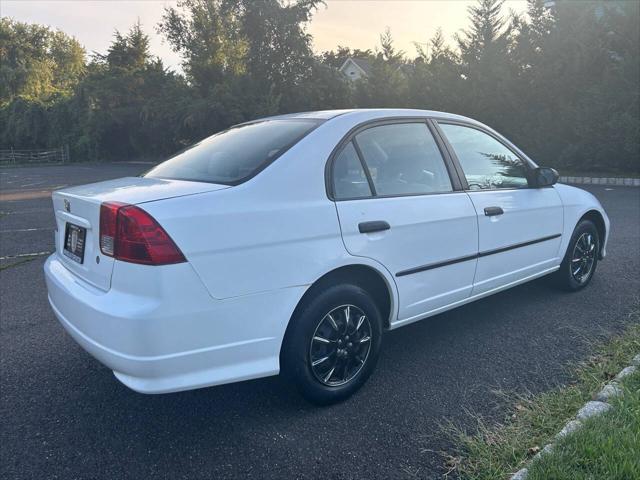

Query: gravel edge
[510,354,640,480]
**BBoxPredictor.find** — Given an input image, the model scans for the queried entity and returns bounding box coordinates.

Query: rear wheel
[281,284,383,405]
[553,219,599,291]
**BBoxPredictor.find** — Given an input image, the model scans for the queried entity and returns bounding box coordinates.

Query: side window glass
[354,123,453,196]
[332,141,372,200]
[439,123,529,190]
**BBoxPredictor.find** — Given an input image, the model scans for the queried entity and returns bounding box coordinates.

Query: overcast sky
[2,0,528,71]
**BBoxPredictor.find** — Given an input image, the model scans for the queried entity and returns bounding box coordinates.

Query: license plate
[63,223,86,264]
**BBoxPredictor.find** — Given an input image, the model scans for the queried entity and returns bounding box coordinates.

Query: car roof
[273,109,535,167]
[264,108,479,124]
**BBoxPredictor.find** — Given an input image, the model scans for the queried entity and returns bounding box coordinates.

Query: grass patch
[445,308,640,480]
[526,370,640,480]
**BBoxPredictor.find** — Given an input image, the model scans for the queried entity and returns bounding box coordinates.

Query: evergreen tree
[379,28,404,63]
[455,0,516,126]
[409,28,463,112]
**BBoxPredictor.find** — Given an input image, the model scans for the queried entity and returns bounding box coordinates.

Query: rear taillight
[99,202,186,265]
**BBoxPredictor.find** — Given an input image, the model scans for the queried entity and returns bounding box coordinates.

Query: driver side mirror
[530,167,559,188]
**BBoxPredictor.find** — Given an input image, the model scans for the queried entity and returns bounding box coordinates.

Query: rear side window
[332,142,372,200]
[145,119,319,185]
[354,123,453,196]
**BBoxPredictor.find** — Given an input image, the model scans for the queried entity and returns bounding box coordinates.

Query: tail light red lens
[99,202,186,265]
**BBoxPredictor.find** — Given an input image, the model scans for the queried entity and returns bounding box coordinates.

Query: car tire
[281,284,383,405]
[553,219,600,291]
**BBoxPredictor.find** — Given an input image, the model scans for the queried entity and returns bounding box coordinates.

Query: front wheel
[553,219,599,291]
[281,284,383,405]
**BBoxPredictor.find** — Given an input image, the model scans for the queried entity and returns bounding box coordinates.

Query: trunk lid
[52,176,228,291]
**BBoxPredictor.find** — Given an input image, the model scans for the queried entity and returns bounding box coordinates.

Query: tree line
[0,0,638,174]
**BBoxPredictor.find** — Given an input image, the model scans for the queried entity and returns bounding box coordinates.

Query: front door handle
[484,206,504,216]
[358,221,390,234]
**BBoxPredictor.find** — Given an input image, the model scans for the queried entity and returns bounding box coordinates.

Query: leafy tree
[526,0,639,172]
[159,0,322,112]
[158,0,248,92]
[0,0,637,174]
[67,22,190,160]
[353,30,408,108]
[0,18,85,104]
[239,0,321,104]
[296,60,353,110]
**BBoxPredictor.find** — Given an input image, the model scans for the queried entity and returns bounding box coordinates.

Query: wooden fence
[0,146,70,165]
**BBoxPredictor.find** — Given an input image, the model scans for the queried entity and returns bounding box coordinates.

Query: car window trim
[331,140,375,200]
[351,139,377,196]
[326,117,464,201]
[433,120,537,192]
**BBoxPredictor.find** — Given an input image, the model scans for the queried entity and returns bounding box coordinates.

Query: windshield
[145,119,320,185]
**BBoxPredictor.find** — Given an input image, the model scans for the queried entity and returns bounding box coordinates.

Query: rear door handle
[358,221,390,234]
[484,206,504,216]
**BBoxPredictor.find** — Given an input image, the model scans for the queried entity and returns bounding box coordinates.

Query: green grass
[526,370,640,480]
[445,309,640,480]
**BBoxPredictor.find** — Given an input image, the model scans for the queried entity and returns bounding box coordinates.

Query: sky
[2,0,528,70]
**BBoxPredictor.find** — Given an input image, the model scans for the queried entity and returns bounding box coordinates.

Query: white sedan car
[45,109,609,404]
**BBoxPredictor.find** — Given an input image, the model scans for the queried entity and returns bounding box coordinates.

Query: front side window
[332,142,372,199]
[145,119,319,185]
[439,123,529,190]
[353,123,453,196]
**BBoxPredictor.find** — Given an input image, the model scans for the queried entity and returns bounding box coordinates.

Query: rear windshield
[145,119,319,185]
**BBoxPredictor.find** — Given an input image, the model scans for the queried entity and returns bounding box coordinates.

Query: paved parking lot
[1,164,639,479]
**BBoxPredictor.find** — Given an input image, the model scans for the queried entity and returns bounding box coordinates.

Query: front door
[437,122,564,295]
[330,121,479,324]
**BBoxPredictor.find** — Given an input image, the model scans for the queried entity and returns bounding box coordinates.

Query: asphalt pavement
[1,164,639,479]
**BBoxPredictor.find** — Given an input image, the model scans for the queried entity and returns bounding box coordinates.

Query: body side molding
[396,234,562,277]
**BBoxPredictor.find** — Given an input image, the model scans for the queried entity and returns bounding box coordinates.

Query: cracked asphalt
[1,164,639,479]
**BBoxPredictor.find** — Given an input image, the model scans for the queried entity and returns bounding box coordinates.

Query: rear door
[331,120,479,324]
[436,122,563,295]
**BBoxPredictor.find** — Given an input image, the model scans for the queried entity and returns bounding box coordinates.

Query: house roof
[339,57,413,78]
[339,57,373,76]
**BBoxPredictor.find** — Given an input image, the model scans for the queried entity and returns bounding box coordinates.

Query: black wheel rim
[571,232,596,284]
[309,305,372,387]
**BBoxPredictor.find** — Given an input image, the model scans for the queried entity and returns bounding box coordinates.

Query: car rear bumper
[44,254,305,393]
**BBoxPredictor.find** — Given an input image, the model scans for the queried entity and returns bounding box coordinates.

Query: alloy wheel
[571,232,596,284]
[309,305,372,386]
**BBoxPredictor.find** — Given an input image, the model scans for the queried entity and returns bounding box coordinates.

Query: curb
[510,354,640,480]
[559,176,640,187]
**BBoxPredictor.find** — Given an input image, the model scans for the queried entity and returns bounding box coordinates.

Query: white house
[339,57,412,82]
[338,58,373,81]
